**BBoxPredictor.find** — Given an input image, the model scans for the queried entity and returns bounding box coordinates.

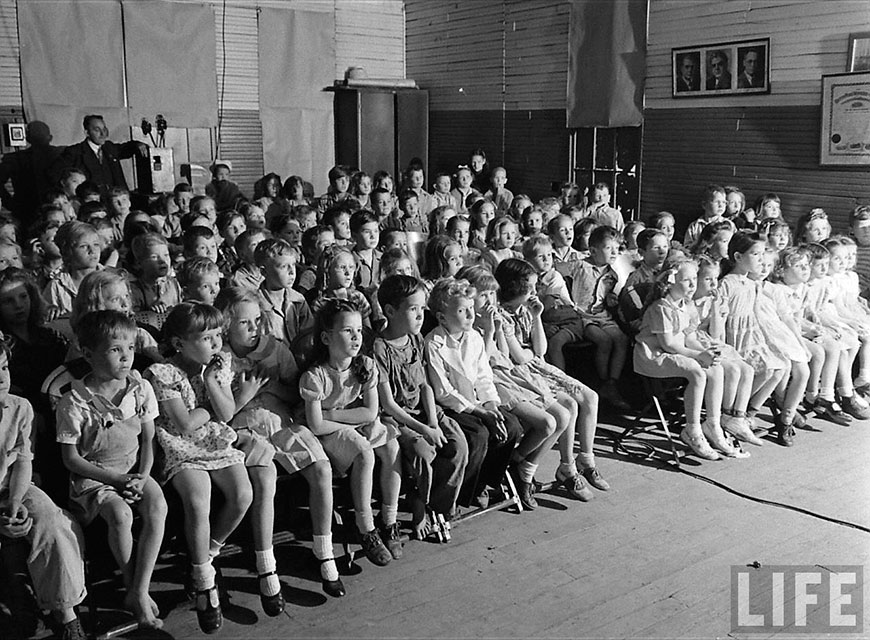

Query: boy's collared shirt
[683,214,735,248]
[583,201,625,232]
[56,372,158,475]
[425,325,499,413]
[258,285,315,345]
[0,394,34,491]
[483,188,514,216]
[536,268,573,310]
[431,191,454,209]
[129,273,182,312]
[552,245,583,280]
[571,259,619,318]
[231,263,264,292]
[353,248,382,294]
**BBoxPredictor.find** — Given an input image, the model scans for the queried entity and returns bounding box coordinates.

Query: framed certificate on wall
[820,72,870,166]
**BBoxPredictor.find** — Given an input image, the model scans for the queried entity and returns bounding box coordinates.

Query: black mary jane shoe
[195,586,223,634]
[258,572,286,617]
[319,559,346,598]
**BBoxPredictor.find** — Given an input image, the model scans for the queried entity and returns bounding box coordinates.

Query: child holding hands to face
[375,275,468,539]
[145,303,252,634]
[215,287,345,602]
[57,310,167,629]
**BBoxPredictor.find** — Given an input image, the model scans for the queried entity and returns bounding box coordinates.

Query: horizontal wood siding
[428,108,566,201]
[408,0,570,201]
[406,0,506,112]
[641,106,870,236]
[0,0,18,107]
[504,1,570,111]
[504,109,568,200]
[647,0,870,109]
[428,110,504,176]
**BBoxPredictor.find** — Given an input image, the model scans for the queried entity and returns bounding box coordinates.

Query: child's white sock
[254,548,280,596]
[576,451,595,470]
[558,460,579,477]
[380,503,398,527]
[517,460,537,484]
[313,534,339,582]
[355,509,375,535]
[208,539,224,560]
[191,560,216,592]
[818,387,835,402]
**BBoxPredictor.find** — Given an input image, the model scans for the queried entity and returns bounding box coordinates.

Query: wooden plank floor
[30,410,870,639]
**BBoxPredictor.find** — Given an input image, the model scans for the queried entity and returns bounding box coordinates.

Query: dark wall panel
[428,109,567,202]
[642,106,870,238]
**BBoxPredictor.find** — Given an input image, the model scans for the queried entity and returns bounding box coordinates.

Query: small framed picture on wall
[672,38,770,98]
[848,32,870,72]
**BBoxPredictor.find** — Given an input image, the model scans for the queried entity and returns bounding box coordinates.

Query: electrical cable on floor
[613,403,870,535]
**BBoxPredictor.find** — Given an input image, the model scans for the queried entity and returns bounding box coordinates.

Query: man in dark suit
[706,50,732,90]
[737,49,764,88]
[54,115,147,193]
[0,121,62,227]
[675,54,700,92]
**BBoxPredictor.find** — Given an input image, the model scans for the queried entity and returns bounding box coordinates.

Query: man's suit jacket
[737,72,763,89]
[706,71,732,90]
[55,139,139,191]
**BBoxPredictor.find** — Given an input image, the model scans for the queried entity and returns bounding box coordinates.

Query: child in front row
[718,233,788,445]
[0,343,88,640]
[375,275,468,539]
[571,226,630,411]
[493,260,610,495]
[634,260,737,459]
[425,279,523,509]
[300,298,402,566]
[215,287,345,601]
[57,311,167,629]
[145,303,252,634]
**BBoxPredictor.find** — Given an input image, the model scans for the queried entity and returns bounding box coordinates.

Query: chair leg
[452,469,523,526]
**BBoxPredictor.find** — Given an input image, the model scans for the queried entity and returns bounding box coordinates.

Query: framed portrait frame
[820,72,870,166]
[672,38,770,98]
[847,32,870,72]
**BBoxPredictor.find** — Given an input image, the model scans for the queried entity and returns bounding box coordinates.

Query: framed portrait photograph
[820,71,870,166]
[672,38,770,98]
[848,32,870,72]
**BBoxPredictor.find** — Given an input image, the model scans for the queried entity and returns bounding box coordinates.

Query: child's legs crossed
[509,402,558,463]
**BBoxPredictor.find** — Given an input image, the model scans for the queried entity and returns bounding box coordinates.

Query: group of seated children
[2,158,868,639]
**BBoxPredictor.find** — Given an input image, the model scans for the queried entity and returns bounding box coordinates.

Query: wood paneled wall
[406,0,571,200]
[643,0,870,236]
[0,0,406,194]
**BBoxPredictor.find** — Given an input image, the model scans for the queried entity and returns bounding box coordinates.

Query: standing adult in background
[0,121,62,228]
[469,147,491,195]
[54,115,147,193]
